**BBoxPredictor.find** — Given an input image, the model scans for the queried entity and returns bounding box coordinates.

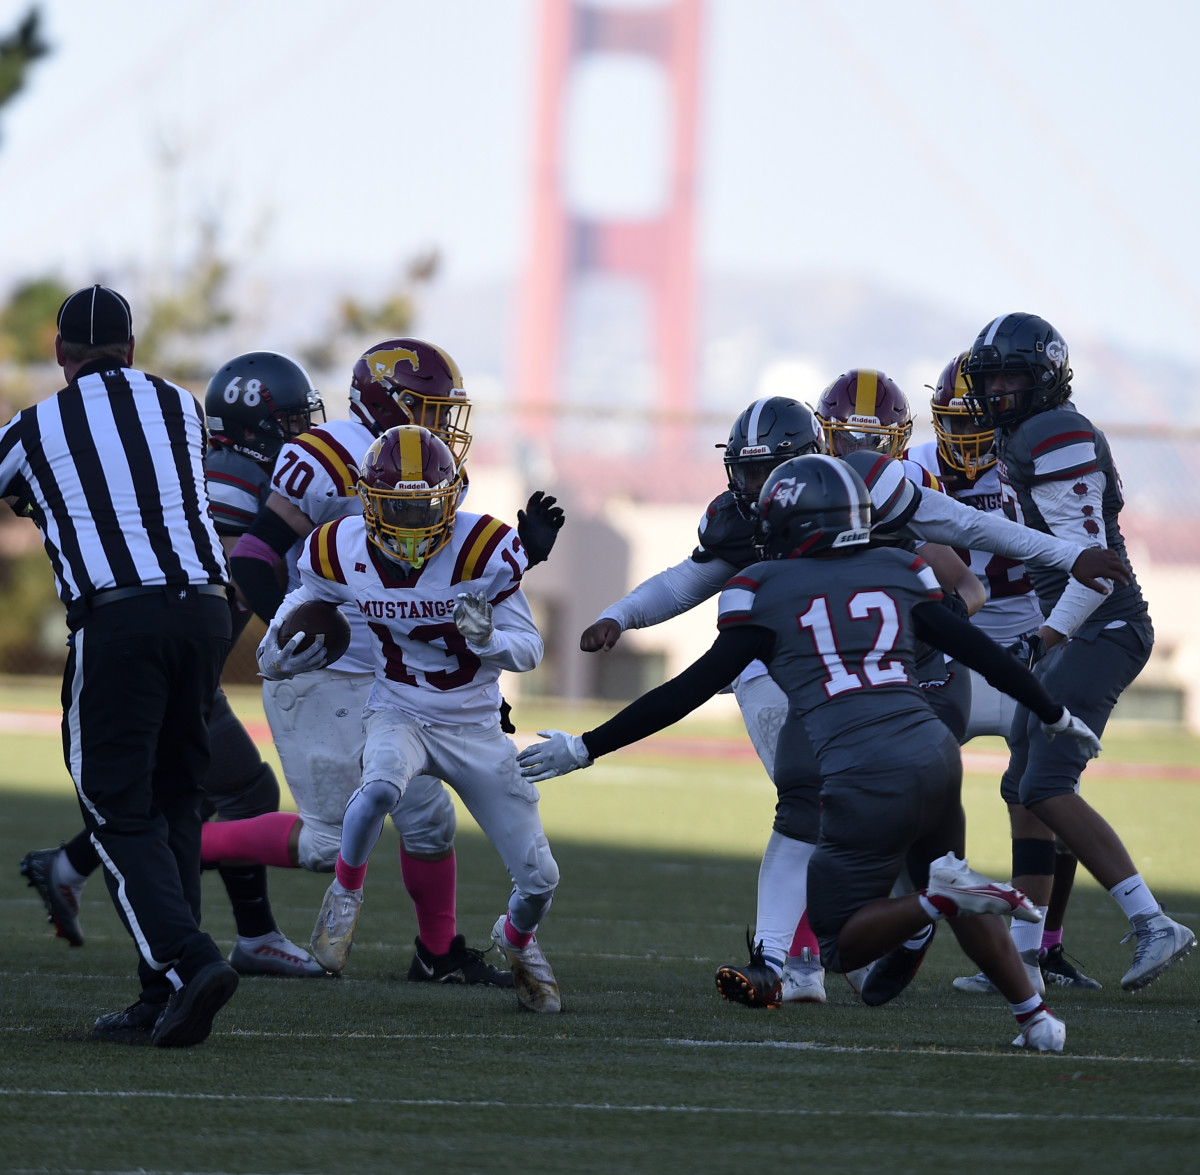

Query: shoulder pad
[303,517,353,584]
[450,514,523,586]
[278,427,362,502]
[693,491,758,568]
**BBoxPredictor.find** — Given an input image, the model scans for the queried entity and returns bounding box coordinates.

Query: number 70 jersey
[293,508,542,726]
[717,546,944,770]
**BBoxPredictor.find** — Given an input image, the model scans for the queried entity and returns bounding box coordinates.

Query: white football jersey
[906,440,1041,644]
[288,509,542,725]
[268,418,377,673]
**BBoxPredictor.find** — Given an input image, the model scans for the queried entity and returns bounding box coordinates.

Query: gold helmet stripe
[855,369,879,418]
[398,426,425,481]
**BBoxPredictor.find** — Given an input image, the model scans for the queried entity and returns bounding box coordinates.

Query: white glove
[454,590,493,646]
[1042,706,1102,759]
[256,628,328,681]
[516,730,593,782]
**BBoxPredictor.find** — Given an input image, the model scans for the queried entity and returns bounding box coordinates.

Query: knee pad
[391,779,457,856]
[296,821,340,873]
[354,778,404,820]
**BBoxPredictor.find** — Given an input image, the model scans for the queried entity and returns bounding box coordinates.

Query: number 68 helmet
[205,351,325,464]
[754,454,872,559]
[358,425,462,568]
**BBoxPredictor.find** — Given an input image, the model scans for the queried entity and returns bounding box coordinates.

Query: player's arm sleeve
[1031,475,1111,636]
[469,588,544,673]
[909,484,1081,572]
[229,501,310,623]
[911,600,1063,725]
[597,556,735,631]
[580,625,773,759]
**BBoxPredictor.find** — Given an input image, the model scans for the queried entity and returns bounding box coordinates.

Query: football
[276,599,352,666]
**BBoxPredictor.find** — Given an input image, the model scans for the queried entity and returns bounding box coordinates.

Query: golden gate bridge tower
[514,0,705,498]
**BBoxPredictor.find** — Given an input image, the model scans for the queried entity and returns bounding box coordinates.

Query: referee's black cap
[57,285,133,346]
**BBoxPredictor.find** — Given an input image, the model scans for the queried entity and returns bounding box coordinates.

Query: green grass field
[2,681,1198,1174]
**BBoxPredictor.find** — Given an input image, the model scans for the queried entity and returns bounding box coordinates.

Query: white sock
[1010,911,1047,956]
[754,831,814,969]
[1009,993,1043,1018]
[1110,873,1159,920]
[54,850,88,891]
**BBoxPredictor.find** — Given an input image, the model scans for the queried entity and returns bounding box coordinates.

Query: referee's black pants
[62,589,232,1003]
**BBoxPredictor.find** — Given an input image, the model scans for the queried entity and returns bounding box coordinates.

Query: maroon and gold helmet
[815,369,912,458]
[349,338,471,463]
[930,351,996,480]
[357,425,461,568]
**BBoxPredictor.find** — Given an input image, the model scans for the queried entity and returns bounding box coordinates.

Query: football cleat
[715,932,783,1009]
[1040,944,1102,990]
[861,926,935,1007]
[230,933,329,978]
[151,960,239,1048]
[20,846,84,947]
[925,852,1040,921]
[407,934,514,987]
[780,947,826,1004]
[310,882,363,975]
[1011,1007,1066,1053]
[91,999,165,1045]
[843,965,872,996]
[952,949,1042,997]
[490,915,561,1012]
[1120,909,1196,991]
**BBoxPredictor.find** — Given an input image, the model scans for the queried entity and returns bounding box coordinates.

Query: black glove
[499,697,516,735]
[517,490,565,567]
[939,591,970,621]
[1006,631,1046,669]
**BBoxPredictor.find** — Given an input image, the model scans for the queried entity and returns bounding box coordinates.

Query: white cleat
[490,915,561,1013]
[781,947,826,1004]
[844,965,872,996]
[1120,910,1196,991]
[310,882,363,975]
[230,932,330,978]
[951,949,1043,997]
[1012,1007,1066,1052]
[926,852,1041,922]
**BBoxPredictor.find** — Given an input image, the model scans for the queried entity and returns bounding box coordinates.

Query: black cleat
[407,934,514,987]
[1040,944,1102,990]
[860,925,936,1007]
[20,846,84,947]
[715,931,783,1009]
[151,960,239,1048]
[91,1000,165,1045]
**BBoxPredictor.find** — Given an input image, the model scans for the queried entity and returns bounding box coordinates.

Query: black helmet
[962,313,1072,430]
[205,351,325,464]
[723,396,824,515]
[754,454,872,559]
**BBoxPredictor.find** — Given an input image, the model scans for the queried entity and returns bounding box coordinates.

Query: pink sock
[502,913,533,950]
[335,855,368,891]
[201,812,299,868]
[789,909,820,957]
[400,847,457,955]
[1041,927,1064,955]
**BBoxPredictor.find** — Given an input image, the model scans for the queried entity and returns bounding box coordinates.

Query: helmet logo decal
[770,477,806,509]
[1045,340,1067,363]
[370,347,421,383]
[739,444,771,458]
[847,414,881,427]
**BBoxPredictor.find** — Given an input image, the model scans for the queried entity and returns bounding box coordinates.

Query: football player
[21,352,327,982]
[960,312,1195,991]
[524,455,1108,1051]
[911,353,1099,993]
[258,425,562,1013]
[580,382,1126,1010]
[207,338,562,987]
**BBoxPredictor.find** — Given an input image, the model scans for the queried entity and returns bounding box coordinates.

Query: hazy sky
[2,0,1199,367]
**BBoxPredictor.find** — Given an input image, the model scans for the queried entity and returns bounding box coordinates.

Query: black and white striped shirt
[0,361,228,610]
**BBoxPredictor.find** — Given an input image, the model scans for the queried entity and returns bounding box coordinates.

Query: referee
[0,285,239,1047]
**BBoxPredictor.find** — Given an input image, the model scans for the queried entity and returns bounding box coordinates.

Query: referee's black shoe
[151,960,239,1048]
[91,999,166,1045]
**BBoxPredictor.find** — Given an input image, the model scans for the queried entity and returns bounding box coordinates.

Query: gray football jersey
[204,444,272,538]
[718,546,946,774]
[996,403,1150,636]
